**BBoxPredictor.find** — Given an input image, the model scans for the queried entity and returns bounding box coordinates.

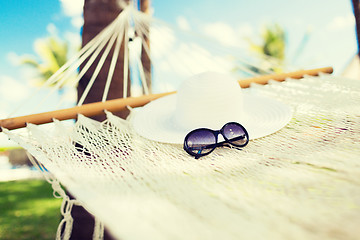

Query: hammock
[1,3,359,240]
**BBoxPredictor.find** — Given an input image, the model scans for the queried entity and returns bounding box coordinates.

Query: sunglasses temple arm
[188,142,222,159]
[222,136,248,144]
[188,143,220,152]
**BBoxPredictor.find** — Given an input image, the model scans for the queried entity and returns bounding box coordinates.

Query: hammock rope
[7,4,294,120]
[0,67,333,132]
[3,74,359,240]
[1,2,357,240]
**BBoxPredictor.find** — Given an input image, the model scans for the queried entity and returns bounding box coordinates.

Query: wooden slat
[238,66,333,88]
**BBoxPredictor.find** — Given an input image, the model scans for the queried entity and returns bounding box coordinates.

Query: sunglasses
[183,122,249,159]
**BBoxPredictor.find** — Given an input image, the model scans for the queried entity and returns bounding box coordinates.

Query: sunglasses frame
[183,122,249,159]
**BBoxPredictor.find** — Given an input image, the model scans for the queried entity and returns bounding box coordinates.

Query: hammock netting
[4,74,360,240]
[6,4,281,119]
[2,2,360,240]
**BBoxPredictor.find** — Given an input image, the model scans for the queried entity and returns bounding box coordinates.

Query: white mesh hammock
[2,4,360,240]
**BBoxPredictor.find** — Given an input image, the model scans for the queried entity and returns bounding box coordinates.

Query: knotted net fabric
[4,74,360,240]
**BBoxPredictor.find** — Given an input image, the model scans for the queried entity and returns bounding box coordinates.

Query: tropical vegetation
[20,35,79,88]
[0,180,62,240]
[249,23,286,73]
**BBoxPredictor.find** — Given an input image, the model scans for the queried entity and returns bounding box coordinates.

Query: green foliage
[260,24,285,60]
[0,180,62,240]
[0,146,21,152]
[249,23,286,72]
[20,36,78,88]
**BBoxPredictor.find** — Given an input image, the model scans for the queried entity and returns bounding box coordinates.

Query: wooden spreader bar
[0,67,333,131]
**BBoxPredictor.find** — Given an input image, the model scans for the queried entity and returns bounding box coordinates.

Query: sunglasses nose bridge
[214,130,225,142]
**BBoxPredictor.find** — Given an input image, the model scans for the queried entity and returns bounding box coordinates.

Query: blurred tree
[71,1,129,238]
[352,0,360,57]
[20,36,78,88]
[71,1,151,239]
[249,23,286,72]
[78,0,131,121]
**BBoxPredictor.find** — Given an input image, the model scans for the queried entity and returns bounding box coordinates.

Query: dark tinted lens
[185,129,216,156]
[222,123,248,147]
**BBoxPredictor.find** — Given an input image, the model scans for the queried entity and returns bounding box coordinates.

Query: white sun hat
[132,71,292,144]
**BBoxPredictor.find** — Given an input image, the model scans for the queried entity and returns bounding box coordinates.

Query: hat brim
[132,92,292,144]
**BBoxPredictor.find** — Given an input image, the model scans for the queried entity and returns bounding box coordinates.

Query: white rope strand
[136,54,149,95]
[26,152,81,240]
[93,217,105,240]
[133,13,151,94]
[35,24,117,110]
[8,13,123,117]
[102,23,125,102]
[77,17,125,106]
[122,18,130,98]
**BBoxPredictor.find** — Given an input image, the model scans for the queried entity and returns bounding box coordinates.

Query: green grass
[0,146,21,152]
[0,180,62,240]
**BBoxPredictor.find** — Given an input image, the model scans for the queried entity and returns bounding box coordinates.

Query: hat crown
[174,72,244,130]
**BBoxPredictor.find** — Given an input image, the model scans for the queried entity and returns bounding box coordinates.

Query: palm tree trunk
[140,0,152,93]
[352,0,360,57]
[77,0,131,121]
[71,1,129,239]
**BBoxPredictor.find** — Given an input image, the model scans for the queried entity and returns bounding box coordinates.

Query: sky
[152,0,356,70]
[0,0,357,146]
